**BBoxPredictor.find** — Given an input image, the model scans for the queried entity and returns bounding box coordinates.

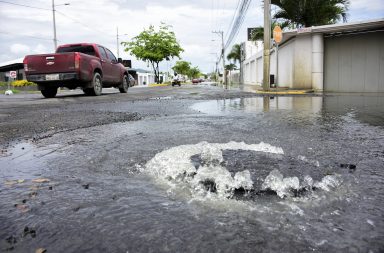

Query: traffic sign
[273,26,283,43]
[10,71,17,79]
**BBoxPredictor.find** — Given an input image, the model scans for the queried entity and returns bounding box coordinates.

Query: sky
[0,0,383,73]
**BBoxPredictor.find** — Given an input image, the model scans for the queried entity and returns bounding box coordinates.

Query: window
[105,48,117,62]
[57,45,96,56]
[97,46,108,59]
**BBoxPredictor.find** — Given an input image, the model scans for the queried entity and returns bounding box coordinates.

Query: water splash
[144,141,283,198]
[142,141,342,200]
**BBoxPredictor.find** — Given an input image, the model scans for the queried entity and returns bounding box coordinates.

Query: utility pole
[263,0,271,91]
[52,0,70,51]
[212,31,227,89]
[52,0,57,50]
[116,27,119,58]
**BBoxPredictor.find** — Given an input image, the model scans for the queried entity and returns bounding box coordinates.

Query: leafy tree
[121,24,184,83]
[172,61,191,76]
[188,66,201,79]
[271,0,350,28]
[225,63,237,71]
[250,21,289,41]
[250,0,349,42]
[227,44,241,64]
[227,44,242,83]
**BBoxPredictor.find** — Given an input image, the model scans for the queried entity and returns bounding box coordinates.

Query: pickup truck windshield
[57,45,96,56]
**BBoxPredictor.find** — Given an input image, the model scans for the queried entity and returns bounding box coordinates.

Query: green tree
[227,44,242,83]
[271,0,350,28]
[121,24,184,83]
[250,21,289,41]
[225,63,237,71]
[188,66,201,79]
[227,44,241,64]
[172,61,191,76]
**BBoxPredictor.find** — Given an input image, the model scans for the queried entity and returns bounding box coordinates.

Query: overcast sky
[0,0,383,73]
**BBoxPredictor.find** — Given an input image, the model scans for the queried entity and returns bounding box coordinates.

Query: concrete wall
[276,40,294,88]
[242,35,314,88]
[293,35,312,88]
[324,31,384,92]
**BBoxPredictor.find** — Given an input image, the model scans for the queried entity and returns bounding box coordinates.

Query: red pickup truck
[23,43,129,98]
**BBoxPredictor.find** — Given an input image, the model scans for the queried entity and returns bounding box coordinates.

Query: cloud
[0,0,383,72]
[10,43,30,54]
[33,44,48,54]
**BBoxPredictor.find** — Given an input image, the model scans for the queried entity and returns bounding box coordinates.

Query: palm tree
[227,44,242,83]
[227,44,241,64]
[250,21,289,41]
[271,0,350,28]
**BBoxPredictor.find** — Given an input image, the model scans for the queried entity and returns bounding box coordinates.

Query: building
[242,19,384,92]
[0,58,24,82]
[127,68,169,86]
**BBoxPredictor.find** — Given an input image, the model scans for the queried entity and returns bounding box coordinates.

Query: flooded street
[0,88,383,252]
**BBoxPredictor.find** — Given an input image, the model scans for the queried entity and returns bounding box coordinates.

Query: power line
[0,0,50,10]
[225,0,242,37]
[224,0,252,50]
[55,10,108,35]
[0,30,52,41]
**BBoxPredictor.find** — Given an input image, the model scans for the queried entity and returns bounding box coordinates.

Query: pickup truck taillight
[23,58,28,71]
[74,52,81,70]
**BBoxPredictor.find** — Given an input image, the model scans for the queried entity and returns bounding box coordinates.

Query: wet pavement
[0,86,383,252]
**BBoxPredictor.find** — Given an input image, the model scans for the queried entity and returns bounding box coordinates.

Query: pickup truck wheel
[119,75,128,93]
[41,87,57,98]
[85,72,102,96]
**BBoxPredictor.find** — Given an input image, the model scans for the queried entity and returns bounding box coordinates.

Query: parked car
[128,74,136,87]
[23,43,129,98]
[192,78,200,84]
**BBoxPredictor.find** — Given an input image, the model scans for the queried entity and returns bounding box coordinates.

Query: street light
[52,0,70,50]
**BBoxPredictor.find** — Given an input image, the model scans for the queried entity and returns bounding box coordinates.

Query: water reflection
[191,95,384,126]
[192,96,323,114]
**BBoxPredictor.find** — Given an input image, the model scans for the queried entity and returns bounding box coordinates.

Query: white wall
[276,40,294,88]
[242,34,313,89]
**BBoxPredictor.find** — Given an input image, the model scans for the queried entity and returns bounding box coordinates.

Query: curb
[255,89,314,95]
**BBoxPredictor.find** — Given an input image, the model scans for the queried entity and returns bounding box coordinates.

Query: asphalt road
[0,85,383,253]
[0,85,256,146]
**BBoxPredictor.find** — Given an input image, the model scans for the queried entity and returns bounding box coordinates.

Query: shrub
[11,80,37,87]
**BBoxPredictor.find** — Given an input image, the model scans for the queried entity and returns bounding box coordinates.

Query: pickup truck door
[105,48,121,84]
[97,46,112,83]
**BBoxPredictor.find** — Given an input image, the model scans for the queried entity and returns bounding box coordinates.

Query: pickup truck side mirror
[118,58,122,63]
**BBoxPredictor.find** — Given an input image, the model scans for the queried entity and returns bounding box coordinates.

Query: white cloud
[33,44,47,54]
[10,43,30,54]
[0,0,383,72]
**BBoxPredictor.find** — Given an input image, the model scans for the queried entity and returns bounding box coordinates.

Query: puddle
[0,142,59,181]
[191,97,323,115]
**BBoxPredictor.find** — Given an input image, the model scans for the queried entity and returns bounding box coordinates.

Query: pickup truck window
[105,48,117,62]
[57,45,96,56]
[97,46,108,60]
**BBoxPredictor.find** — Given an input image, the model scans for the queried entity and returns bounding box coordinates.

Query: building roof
[280,18,384,44]
[127,68,153,73]
[0,58,24,68]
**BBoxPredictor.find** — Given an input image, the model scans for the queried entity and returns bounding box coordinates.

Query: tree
[271,0,350,28]
[188,66,201,79]
[250,21,289,41]
[227,44,241,64]
[121,24,184,83]
[225,63,237,71]
[227,44,242,83]
[172,61,191,76]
